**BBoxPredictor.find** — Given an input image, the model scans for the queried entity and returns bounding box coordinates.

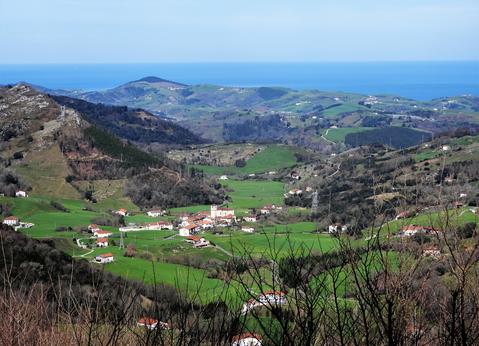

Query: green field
[322,127,373,143]
[321,104,367,118]
[221,179,285,214]
[192,145,298,176]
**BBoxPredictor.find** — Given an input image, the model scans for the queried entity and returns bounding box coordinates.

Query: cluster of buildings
[120,220,174,232]
[178,205,235,236]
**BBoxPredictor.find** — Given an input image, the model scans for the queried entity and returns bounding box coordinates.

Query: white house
[95,253,114,264]
[442,145,451,151]
[93,230,113,238]
[96,238,109,247]
[216,215,235,227]
[422,246,441,258]
[147,209,165,217]
[242,290,287,314]
[196,219,214,230]
[243,215,257,223]
[219,175,228,180]
[114,208,128,216]
[210,205,235,219]
[179,223,198,237]
[231,333,263,346]
[241,227,255,233]
[290,172,300,180]
[328,224,348,234]
[185,236,210,248]
[399,225,433,237]
[288,189,303,196]
[15,190,28,198]
[88,224,101,233]
[145,221,174,231]
[2,216,19,226]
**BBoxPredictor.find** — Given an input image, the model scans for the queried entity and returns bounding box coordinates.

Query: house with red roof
[2,216,19,226]
[96,238,109,247]
[94,253,114,264]
[179,223,199,237]
[114,208,128,216]
[185,236,210,248]
[232,332,263,346]
[88,224,101,233]
[210,205,235,219]
[93,229,113,238]
[399,225,434,237]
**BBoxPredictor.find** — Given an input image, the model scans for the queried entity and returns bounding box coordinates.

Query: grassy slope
[322,127,373,143]
[321,103,367,118]
[14,145,80,199]
[192,145,297,175]
[220,179,285,214]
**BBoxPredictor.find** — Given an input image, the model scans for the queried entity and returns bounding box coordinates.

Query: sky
[0,0,478,64]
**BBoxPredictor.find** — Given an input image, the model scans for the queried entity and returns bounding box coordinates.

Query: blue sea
[0,62,478,101]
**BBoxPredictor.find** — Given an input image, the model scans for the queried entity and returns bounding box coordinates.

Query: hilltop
[0,84,222,207]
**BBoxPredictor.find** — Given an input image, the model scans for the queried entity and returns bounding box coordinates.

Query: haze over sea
[1,61,478,101]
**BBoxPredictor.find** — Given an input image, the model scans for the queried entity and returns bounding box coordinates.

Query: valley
[1,81,479,344]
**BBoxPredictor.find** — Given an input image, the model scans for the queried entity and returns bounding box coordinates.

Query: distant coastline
[1,61,478,100]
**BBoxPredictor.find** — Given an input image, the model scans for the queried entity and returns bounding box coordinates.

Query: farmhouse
[231,333,263,346]
[395,211,415,220]
[328,224,348,234]
[210,205,235,219]
[288,188,303,195]
[216,214,235,227]
[2,216,19,226]
[260,205,282,215]
[137,317,158,330]
[290,172,300,180]
[115,208,128,216]
[147,209,165,217]
[185,236,210,248]
[243,215,257,223]
[258,290,287,305]
[398,225,434,237]
[196,219,214,230]
[145,221,174,231]
[422,245,441,258]
[93,230,113,238]
[88,224,101,233]
[95,253,114,264]
[137,317,169,330]
[179,223,199,237]
[15,190,28,198]
[219,175,228,180]
[96,238,109,247]
[242,290,288,314]
[241,227,255,233]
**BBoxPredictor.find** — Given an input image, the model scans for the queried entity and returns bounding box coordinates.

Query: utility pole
[311,190,319,215]
[119,230,124,249]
